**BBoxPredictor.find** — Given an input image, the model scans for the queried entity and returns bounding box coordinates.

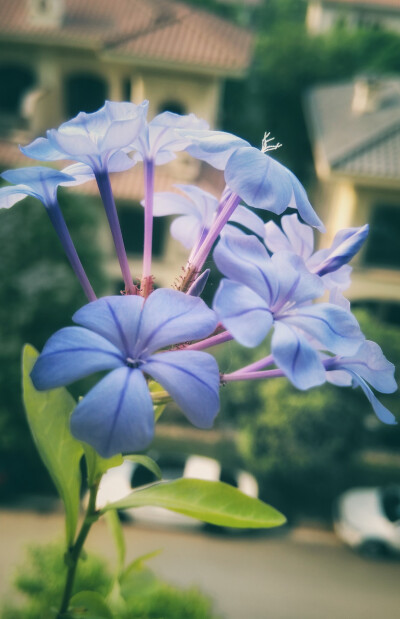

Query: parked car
[334,485,400,557]
[94,454,259,531]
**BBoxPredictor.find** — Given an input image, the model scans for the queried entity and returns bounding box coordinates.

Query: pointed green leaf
[101,479,286,528]
[105,509,126,574]
[122,549,162,579]
[83,443,123,486]
[149,380,169,421]
[124,455,162,481]
[22,345,84,545]
[70,591,113,618]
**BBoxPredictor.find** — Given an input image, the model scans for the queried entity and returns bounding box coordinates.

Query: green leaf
[122,549,162,579]
[70,591,113,618]
[101,478,286,528]
[124,454,162,481]
[149,380,169,421]
[83,443,123,486]
[22,345,84,545]
[105,509,126,574]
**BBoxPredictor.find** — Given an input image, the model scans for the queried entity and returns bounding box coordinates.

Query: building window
[364,205,400,269]
[65,73,108,118]
[158,100,186,115]
[118,203,166,257]
[0,64,36,116]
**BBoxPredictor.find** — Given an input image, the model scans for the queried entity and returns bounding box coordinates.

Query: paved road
[1,509,400,618]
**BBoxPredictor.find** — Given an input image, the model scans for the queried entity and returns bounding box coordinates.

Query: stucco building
[306,0,400,34]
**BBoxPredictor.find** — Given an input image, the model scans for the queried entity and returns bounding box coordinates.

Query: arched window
[65,73,108,118]
[0,64,36,116]
[158,100,186,115]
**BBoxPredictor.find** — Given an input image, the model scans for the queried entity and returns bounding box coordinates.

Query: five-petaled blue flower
[31,290,220,458]
[213,232,364,390]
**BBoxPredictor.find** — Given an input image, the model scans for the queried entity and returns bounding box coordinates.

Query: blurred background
[0,1,400,617]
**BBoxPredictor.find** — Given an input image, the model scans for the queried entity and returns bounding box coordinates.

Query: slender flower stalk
[191,192,242,270]
[222,368,285,382]
[223,356,339,383]
[229,355,275,375]
[184,330,233,350]
[178,192,242,292]
[57,480,100,617]
[47,202,96,302]
[141,159,155,297]
[95,171,136,295]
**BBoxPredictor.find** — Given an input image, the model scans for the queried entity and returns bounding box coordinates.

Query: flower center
[126,356,140,369]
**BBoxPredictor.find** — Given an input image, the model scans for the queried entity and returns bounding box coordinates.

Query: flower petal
[20,137,66,161]
[224,147,293,213]
[143,351,220,428]
[135,289,218,356]
[185,130,250,170]
[347,372,397,425]
[30,327,124,389]
[99,101,148,152]
[229,204,266,237]
[287,168,324,230]
[272,321,326,390]
[152,192,197,216]
[336,340,397,394]
[285,303,364,356]
[214,232,277,304]
[316,224,369,276]
[73,296,144,354]
[0,185,29,208]
[70,367,154,457]
[213,279,273,347]
[281,214,314,259]
[264,220,292,253]
[170,214,203,249]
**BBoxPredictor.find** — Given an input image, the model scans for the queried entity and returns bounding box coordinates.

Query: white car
[334,486,400,556]
[94,454,259,531]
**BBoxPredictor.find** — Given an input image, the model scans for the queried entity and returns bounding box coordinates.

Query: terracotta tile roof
[0,0,253,75]
[321,0,400,10]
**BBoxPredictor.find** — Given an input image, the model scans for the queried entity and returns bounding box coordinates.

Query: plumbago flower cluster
[1,100,397,460]
[2,99,397,615]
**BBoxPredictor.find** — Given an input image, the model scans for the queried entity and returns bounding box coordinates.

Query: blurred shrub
[1,543,219,619]
[217,309,400,520]
[0,190,108,498]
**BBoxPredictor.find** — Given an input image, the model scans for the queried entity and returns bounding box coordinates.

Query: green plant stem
[57,481,100,618]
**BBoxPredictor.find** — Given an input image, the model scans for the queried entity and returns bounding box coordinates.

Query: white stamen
[261,132,282,154]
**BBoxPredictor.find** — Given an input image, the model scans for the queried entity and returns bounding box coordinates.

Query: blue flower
[31,290,220,457]
[213,232,364,390]
[0,166,74,209]
[224,146,324,230]
[264,214,369,308]
[180,127,323,229]
[132,111,209,165]
[326,340,397,425]
[21,101,149,174]
[152,184,265,250]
